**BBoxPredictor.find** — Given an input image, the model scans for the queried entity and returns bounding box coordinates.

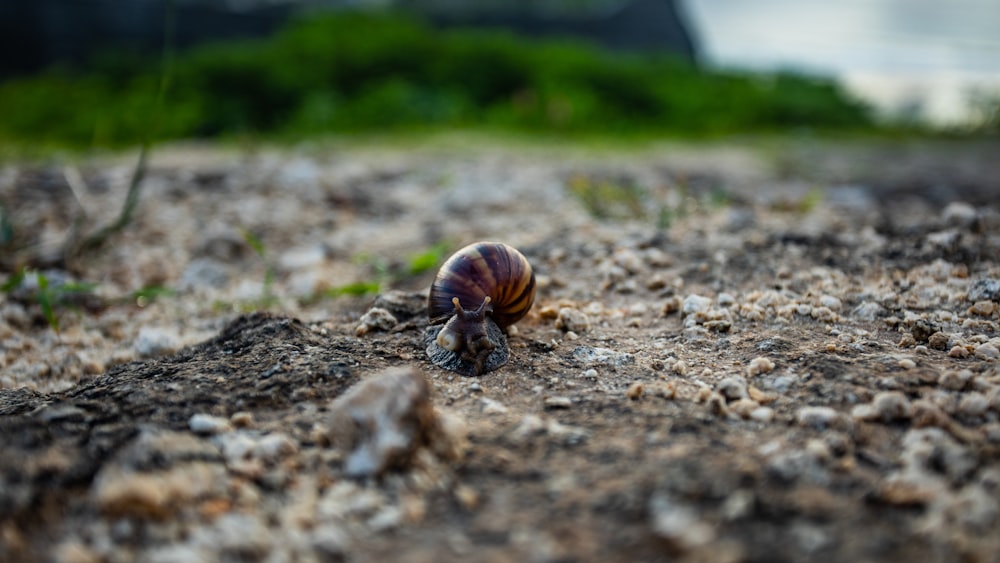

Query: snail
[425,242,536,376]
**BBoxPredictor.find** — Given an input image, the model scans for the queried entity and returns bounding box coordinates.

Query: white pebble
[189,413,233,435]
[544,396,573,409]
[649,493,715,550]
[716,377,749,401]
[796,406,840,429]
[819,295,842,310]
[851,302,884,320]
[480,397,509,415]
[870,391,911,422]
[134,326,181,358]
[974,343,999,360]
[959,393,989,418]
[942,201,977,228]
[555,308,591,333]
[682,294,713,315]
[254,433,297,462]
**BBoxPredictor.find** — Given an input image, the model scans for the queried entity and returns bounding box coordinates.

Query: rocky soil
[2,136,1000,562]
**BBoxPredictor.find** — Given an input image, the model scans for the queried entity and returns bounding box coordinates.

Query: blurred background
[686,0,1000,126]
[0,0,997,147]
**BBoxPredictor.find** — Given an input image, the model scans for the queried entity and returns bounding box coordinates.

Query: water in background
[682,0,1000,125]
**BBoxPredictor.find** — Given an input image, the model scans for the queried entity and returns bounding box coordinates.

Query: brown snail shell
[425,242,536,376]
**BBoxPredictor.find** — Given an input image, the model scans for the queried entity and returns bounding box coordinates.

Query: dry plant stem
[74,145,149,256]
[67,0,174,264]
[62,165,92,260]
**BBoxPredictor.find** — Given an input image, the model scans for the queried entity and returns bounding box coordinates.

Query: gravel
[2,136,1000,561]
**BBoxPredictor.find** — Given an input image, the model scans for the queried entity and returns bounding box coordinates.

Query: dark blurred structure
[409,0,697,59]
[0,0,295,78]
[0,0,697,79]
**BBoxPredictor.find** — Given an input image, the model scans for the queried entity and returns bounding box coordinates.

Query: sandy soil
[1,135,1000,562]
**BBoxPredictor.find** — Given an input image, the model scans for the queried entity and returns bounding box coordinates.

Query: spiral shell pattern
[428,242,536,328]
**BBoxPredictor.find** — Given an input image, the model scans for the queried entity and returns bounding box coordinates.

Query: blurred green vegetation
[0,11,876,148]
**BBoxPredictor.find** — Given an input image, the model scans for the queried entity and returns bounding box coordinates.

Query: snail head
[435,296,497,374]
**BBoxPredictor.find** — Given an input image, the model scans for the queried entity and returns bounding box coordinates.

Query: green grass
[0,11,878,150]
[1,269,99,331]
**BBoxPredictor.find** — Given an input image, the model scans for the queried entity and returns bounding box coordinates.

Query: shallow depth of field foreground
[2,136,1000,562]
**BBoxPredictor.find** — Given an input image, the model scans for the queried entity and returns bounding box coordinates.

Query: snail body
[425,242,536,376]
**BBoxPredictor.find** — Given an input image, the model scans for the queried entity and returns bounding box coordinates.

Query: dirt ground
[2,135,1000,562]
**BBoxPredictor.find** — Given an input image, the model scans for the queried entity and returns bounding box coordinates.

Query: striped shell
[428,242,535,328]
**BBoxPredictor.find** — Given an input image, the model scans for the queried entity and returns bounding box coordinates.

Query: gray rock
[969,278,1000,302]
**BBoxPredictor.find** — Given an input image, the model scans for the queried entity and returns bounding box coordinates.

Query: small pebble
[748,386,777,404]
[717,376,749,401]
[230,412,254,428]
[939,369,972,391]
[134,327,181,358]
[555,307,591,333]
[454,484,479,511]
[254,433,297,462]
[661,296,682,315]
[650,382,678,400]
[911,400,951,429]
[948,345,970,358]
[682,294,713,316]
[819,295,842,310]
[749,406,775,422]
[706,392,729,417]
[968,300,997,317]
[958,393,989,418]
[480,397,509,415]
[649,493,716,551]
[942,201,977,228]
[898,358,916,369]
[189,413,233,435]
[747,357,775,377]
[796,406,841,429]
[852,301,885,320]
[355,307,397,336]
[729,398,760,418]
[544,396,573,409]
[967,278,1000,302]
[571,346,634,367]
[852,391,911,423]
[626,382,645,400]
[974,343,999,360]
[928,332,950,350]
